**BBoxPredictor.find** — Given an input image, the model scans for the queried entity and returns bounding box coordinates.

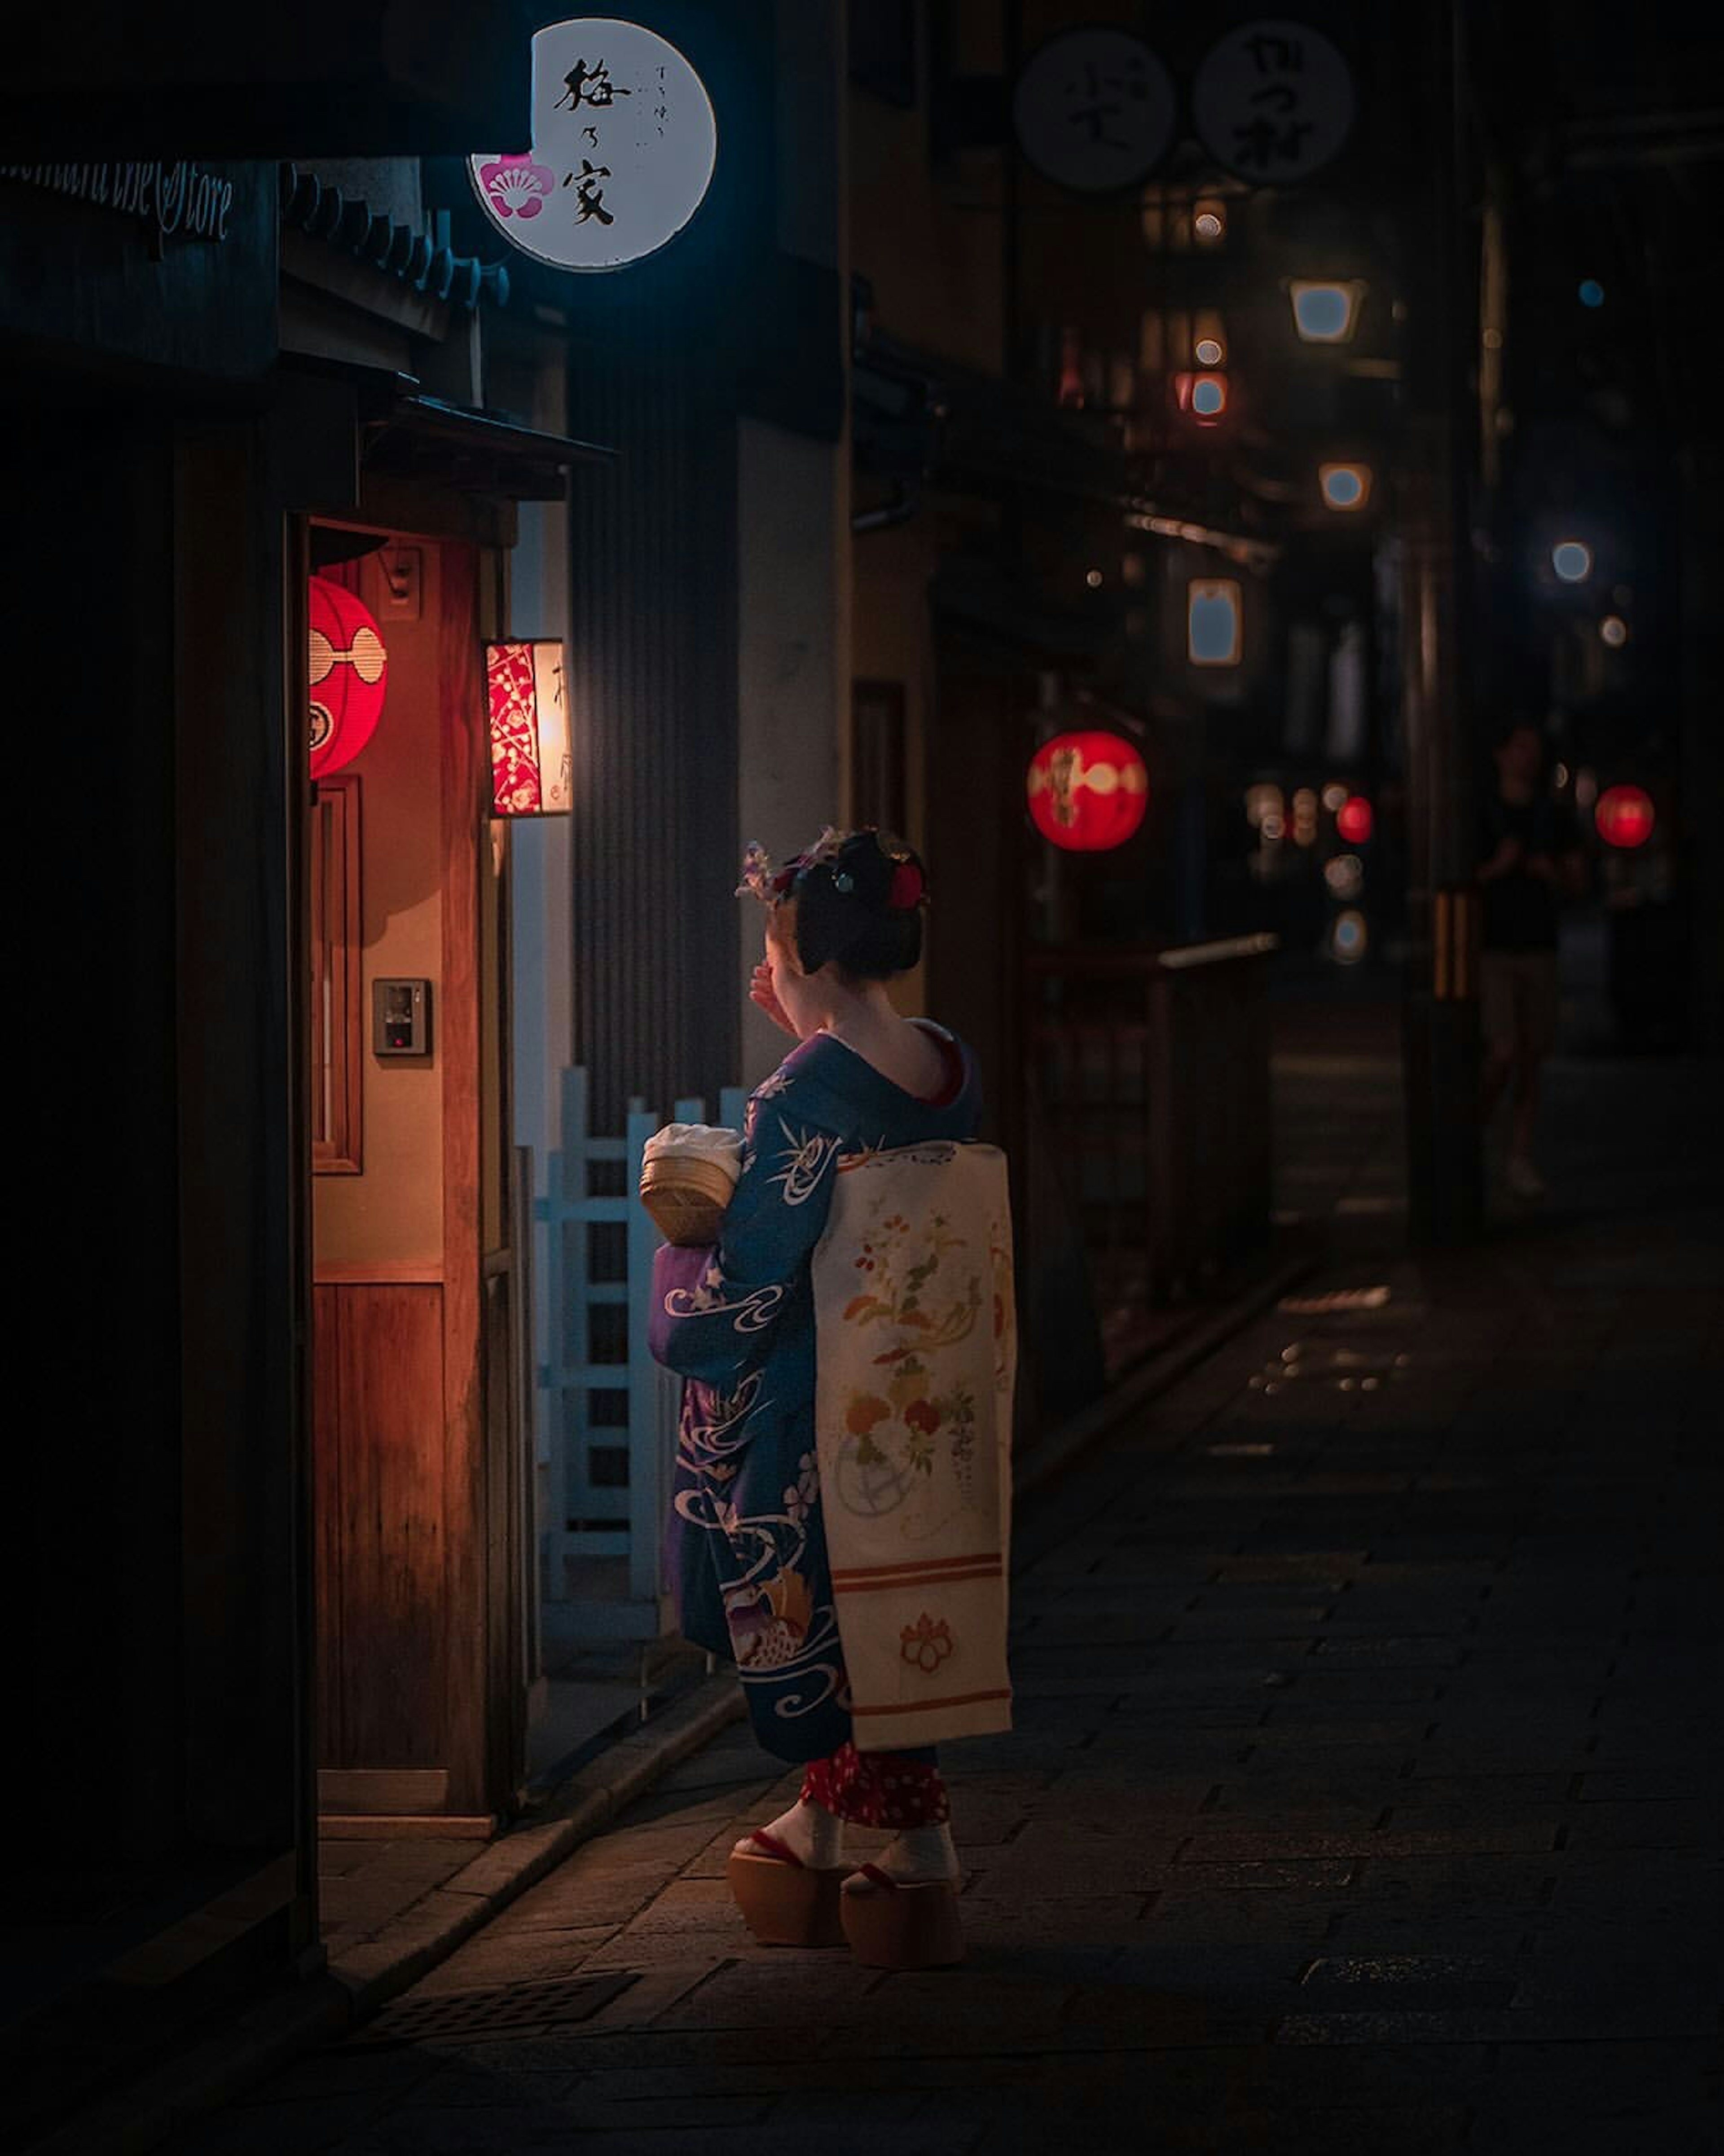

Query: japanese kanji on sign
[469,16,717,271]
[1011,28,1176,194]
[1192,18,1355,185]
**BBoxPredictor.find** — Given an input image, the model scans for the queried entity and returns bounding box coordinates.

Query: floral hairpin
[735,827,846,903]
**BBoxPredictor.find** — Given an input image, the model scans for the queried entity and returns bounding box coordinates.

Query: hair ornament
[888,861,925,911]
[736,826,849,904]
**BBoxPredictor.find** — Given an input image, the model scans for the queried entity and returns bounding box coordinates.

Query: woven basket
[639,1154,737,1246]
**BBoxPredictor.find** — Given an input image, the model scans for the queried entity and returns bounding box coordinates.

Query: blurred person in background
[1477,720,1587,1198]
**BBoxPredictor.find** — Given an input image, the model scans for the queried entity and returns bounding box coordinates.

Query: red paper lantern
[1335,794,1373,845]
[1027,730,1149,852]
[1595,783,1654,849]
[308,575,388,779]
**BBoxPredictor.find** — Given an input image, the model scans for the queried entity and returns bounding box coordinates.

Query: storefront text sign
[468,17,716,272]
[1012,28,1176,193]
[1,161,235,255]
[0,159,274,378]
[1192,20,1355,184]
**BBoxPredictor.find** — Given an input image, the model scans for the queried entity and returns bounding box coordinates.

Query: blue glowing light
[1322,466,1365,508]
[1188,583,1241,665]
[1292,284,1354,341]
[1192,375,1226,417]
[1552,540,1593,584]
[1578,279,1605,308]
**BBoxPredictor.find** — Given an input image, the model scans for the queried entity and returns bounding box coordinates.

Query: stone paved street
[183,1049,1723,2154]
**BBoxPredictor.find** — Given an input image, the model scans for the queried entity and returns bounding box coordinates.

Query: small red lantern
[1595,783,1654,849]
[308,575,388,779]
[1027,730,1149,852]
[1335,794,1373,845]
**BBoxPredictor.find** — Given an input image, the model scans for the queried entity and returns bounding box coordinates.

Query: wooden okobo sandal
[725,1829,848,1947]
[839,1864,964,1970]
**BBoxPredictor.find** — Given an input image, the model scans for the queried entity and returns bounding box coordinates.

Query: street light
[1193,310,1226,366]
[1192,199,1227,246]
[1188,579,1242,666]
[1319,462,1373,510]
[1289,279,1366,343]
[1552,539,1593,584]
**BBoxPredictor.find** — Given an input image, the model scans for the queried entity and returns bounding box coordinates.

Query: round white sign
[469,17,717,272]
[1012,28,1176,194]
[1192,19,1355,185]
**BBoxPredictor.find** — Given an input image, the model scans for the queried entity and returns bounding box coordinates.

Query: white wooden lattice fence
[534,1066,745,1641]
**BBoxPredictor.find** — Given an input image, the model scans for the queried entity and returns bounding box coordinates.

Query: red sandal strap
[740,1827,804,1867]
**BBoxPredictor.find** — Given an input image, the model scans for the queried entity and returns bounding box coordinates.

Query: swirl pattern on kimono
[769,1122,843,1206]
[678,1373,765,1465]
[661,1278,787,1332]
[708,1499,844,1719]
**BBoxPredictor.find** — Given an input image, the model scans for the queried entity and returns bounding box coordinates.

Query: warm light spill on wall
[486,640,571,815]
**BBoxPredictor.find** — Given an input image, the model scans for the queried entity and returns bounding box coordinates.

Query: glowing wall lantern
[1027,729,1149,852]
[1289,279,1366,343]
[1594,783,1654,849]
[308,575,387,779]
[485,640,572,815]
[1187,578,1242,666]
[1319,462,1372,511]
[1174,369,1228,424]
[1335,793,1374,845]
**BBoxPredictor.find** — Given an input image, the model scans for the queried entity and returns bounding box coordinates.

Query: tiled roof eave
[279,163,509,314]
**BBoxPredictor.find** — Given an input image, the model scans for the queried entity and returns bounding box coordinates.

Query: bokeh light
[1552,539,1593,583]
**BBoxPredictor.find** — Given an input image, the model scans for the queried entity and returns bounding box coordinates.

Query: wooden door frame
[304,512,522,1822]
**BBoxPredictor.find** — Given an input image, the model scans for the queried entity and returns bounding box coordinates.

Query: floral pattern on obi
[900,1613,955,1674]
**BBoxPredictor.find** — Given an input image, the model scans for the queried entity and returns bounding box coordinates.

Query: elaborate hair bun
[790,828,927,978]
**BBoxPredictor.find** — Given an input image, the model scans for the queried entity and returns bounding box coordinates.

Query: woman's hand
[750,959,799,1038]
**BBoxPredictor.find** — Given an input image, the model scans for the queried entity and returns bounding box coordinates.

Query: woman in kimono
[648,827,1014,1970]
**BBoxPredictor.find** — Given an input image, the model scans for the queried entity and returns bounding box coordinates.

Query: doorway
[304,522,526,1830]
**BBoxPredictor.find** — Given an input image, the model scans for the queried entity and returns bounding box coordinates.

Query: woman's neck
[818,980,901,1042]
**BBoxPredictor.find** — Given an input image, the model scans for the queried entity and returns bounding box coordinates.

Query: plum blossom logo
[900,1612,955,1675]
[478,156,556,220]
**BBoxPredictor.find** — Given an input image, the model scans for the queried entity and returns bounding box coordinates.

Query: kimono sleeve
[647,1105,844,1386]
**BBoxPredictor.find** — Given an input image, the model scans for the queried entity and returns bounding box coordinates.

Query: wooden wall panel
[312,1283,345,1767]
[315,1283,446,1770]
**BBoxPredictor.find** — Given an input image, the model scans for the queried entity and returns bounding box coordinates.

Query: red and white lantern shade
[308,575,387,779]
[1027,730,1149,852]
[485,640,571,816]
[1594,783,1654,850]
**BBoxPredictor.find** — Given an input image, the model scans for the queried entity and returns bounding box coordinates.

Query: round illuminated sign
[1027,730,1149,852]
[1012,29,1177,194]
[470,18,717,272]
[1193,20,1355,185]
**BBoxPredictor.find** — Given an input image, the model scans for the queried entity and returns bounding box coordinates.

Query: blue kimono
[648,1025,981,1763]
